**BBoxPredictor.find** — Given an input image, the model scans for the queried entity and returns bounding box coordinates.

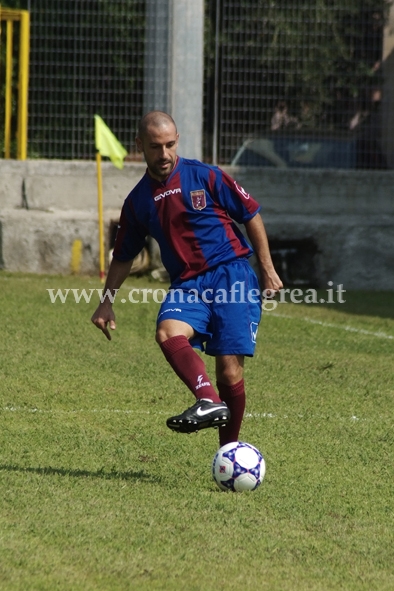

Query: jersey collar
[146,156,181,186]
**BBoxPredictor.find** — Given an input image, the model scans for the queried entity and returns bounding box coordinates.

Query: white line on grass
[1,406,158,415]
[270,313,394,340]
[1,406,366,421]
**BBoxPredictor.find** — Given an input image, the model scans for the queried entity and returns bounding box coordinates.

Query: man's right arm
[91,257,134,340]
[244,213,283,296]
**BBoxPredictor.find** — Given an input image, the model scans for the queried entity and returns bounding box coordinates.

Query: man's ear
[135,136,143,153]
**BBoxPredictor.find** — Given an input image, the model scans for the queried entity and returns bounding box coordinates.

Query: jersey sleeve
[215,168,261,224]
[112,199,148,262]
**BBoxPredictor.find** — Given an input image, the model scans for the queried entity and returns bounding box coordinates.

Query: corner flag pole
[95,150,106,283]
[94,114,127,283]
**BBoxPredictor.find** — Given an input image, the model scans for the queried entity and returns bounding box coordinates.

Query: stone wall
[0,160,393,289]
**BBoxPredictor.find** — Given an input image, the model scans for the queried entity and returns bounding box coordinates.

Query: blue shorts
[157,259,262,356]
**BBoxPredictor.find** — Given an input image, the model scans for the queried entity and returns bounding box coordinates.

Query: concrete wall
[233,168,394,290]
[0,159,146,211]
[0,160,145,275]
[1,160,393,289]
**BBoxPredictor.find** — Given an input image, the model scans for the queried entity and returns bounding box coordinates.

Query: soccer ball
[212,441,266,492]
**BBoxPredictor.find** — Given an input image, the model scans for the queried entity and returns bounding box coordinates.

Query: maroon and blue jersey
[113,157,260,284]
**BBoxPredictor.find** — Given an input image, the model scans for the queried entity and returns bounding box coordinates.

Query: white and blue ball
[212,441,266,492]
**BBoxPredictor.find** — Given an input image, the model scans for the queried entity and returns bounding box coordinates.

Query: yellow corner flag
[94,114,128,169]
[94,114,127,282]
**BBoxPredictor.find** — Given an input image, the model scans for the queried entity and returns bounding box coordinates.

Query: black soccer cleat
[166,399,231,434]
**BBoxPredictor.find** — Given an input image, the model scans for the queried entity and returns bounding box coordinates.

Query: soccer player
[91,111,282,446]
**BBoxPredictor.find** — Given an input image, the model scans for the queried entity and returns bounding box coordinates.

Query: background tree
[204,0,391,162]
[1,0,391,163]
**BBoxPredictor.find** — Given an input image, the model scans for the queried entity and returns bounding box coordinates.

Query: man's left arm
[244,212,283,296]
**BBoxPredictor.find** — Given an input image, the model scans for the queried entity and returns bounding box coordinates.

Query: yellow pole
[95,151,106,283]
[4,19,13,159]
[70,239,83,275]
[17,9,30,160]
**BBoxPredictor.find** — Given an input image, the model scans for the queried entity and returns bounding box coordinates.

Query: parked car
[230,132,387,169]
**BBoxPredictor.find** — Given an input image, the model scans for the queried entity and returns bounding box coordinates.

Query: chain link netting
[204,0,390,168]
[26,0,145,159]
[1,0,391,167]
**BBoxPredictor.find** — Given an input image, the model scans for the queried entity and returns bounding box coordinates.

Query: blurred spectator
[349,106,369,130]
[298,101,320,129]
[353,87,387,169]
[271,101,299,131]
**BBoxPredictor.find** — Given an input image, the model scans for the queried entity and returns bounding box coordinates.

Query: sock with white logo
[217,379,245,446]
[159,335,221,403]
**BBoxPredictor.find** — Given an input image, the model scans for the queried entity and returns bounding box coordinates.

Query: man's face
[136,123,179,182]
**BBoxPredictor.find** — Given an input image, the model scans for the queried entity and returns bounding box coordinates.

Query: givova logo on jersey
[154,188,182,202]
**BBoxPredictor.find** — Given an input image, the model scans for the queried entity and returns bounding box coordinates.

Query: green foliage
[215,0,390,129]
[0,0,26,8]
[18,0,145,159]
[0,273,393,590]
[1,1,392,161]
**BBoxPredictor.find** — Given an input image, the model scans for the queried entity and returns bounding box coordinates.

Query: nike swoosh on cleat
[196,406,228,417]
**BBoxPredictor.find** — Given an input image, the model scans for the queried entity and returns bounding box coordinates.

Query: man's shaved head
[137,111,177,139]
[135,111,179,181]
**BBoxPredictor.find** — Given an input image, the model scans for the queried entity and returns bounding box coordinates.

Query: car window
[232,135,358,169]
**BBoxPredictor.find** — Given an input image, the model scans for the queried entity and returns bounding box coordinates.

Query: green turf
[0,272,393,591]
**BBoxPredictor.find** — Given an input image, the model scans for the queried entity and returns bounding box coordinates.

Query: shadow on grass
[0,464,161,483]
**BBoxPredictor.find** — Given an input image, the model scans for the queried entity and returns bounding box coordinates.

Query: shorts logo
[190,189,206,210]
[250,322,259,343]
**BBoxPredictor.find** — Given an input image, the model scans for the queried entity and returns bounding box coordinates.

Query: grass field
[0,272,393,591]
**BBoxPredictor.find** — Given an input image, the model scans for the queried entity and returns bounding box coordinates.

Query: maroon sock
[217,379,246,446]
[159,335,221,403]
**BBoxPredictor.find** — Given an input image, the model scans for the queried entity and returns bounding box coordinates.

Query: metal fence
[204,0,389,169]
[1,0,391,167]
[27,0,145,160]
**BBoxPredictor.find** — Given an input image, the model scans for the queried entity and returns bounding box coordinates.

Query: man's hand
[90,258,134,340]
[260,267,283,299]
[91,304,116,341]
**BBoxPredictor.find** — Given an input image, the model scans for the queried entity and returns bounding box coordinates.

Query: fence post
[17,9,30,160]
[144,0,204,160]
[382,3,394,168]
[1,7,30,160]
[4,19,13,158]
